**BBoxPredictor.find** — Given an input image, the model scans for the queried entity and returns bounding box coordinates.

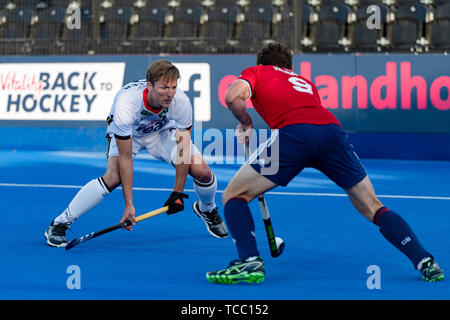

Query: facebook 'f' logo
[173,63,211,122]
[186,73,201,104]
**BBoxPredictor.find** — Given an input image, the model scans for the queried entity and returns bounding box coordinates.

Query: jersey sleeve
[108,91,136,138]
[238,66,259,98]
[171,89,193,130]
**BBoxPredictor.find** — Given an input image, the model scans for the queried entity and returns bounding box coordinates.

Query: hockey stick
[244,141,285,258]
[65,206,169,250]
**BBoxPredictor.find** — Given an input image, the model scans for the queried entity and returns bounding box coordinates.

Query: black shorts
[249,124,367,189]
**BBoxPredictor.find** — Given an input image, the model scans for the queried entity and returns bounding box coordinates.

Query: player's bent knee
[222,188,251,205]
[345,177,384,221]
[102,173,120,191]
[190,163,212,184]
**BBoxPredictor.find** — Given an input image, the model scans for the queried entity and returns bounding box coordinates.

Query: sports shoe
[420,258,444,282]
[193,201,228,238]
[44,220,69,247]
[206,256,265,284]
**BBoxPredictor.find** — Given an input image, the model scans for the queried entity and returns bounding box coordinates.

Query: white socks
[54,178,110,225]
[193,174,217,213]
[54,174,217,224]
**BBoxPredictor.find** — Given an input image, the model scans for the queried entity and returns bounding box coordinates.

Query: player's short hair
[256,42,292,69]
[146,60,180,85]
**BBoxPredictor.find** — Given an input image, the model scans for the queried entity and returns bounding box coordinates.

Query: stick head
[271,237,285,258]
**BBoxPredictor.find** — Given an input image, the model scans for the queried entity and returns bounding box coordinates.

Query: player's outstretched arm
[173,128,191,192]
[164,128,191,215]
[116,136,136,229]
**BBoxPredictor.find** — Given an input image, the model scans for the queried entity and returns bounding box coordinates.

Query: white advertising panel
[0,63,125,121]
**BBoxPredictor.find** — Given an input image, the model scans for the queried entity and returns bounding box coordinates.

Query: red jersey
[238,65,340,129]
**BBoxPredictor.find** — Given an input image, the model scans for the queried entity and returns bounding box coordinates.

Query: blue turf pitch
[0,150,449,299]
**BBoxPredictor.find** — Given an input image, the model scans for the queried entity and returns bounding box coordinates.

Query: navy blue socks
[374,207,432,269]
[224,200,432,269]
[224,197,260,260]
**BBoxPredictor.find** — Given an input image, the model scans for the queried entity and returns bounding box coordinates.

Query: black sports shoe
[44,220,69,247]
[192,201,228,238]
[420,258,444,282]
[206,256,265,284]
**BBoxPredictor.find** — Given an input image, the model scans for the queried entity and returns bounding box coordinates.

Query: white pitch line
[1,182,450,200]
[0,183,82,189]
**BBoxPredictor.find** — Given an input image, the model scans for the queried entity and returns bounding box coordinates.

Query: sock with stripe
[193,174,217,212]
[373,207,432,269]
[224,197,260,260]
[54,178,111,225]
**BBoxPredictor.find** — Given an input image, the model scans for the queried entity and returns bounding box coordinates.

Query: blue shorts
[249,124,367,189]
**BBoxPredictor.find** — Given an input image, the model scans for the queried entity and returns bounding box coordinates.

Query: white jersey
[106,80,193,139]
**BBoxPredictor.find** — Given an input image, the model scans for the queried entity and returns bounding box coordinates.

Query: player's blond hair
[146,60,180,85]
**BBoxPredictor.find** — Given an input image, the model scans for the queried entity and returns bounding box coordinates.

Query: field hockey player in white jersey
[45,60,228,247]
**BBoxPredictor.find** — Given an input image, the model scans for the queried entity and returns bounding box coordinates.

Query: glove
[164,191,189,215]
